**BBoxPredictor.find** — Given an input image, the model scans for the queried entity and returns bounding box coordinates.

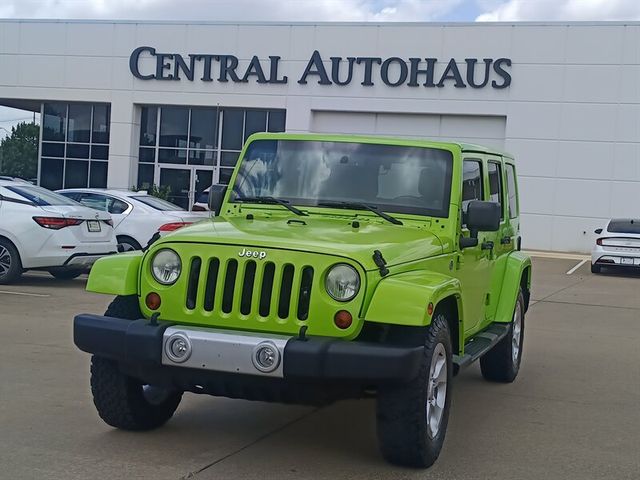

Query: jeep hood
[156,215,444,270]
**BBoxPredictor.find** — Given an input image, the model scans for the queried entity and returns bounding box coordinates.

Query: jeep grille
[185,256,315,322]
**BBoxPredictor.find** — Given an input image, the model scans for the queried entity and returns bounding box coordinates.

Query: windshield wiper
[317,201,403,225]
[234,196,307,216]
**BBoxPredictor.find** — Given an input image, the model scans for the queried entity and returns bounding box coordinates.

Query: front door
[456,156,497,335]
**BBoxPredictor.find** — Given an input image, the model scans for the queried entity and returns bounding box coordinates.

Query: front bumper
[73,314,423,385]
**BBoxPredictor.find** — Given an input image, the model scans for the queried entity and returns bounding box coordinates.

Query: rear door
[484,157,513,322]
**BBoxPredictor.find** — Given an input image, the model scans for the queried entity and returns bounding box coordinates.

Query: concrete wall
[1,20,639,252]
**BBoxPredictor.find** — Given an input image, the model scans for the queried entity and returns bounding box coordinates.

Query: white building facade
[1,19,638,252]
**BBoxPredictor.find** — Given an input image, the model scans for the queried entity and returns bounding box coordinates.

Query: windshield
[231,140,453,217]
[132,195,185,211]
[5,185,79,206]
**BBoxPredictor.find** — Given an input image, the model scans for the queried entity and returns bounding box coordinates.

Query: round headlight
[325,264,360,302]
[151,249,182,285]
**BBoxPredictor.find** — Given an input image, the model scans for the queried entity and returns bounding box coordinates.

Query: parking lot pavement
[0,258,638,480]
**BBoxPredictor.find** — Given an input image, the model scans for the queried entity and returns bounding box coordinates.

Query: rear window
[608,219,640,234]
[131,195,185,211]
[5,185,78,206]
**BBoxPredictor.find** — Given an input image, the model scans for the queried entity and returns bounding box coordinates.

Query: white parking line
[0,290,50,298]
[566,259,588,275]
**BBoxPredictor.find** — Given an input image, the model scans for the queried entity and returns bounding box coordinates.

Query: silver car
[591,218,640,273]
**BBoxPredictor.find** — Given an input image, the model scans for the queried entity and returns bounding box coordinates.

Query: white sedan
[0,179,118,283]
[591,218,640,273]
[57,189,210,251]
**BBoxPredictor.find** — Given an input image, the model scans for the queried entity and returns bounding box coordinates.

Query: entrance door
[157,166,216,210]
[159,167,191,210]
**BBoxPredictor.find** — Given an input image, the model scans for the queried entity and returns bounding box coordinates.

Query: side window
[505,163,518,219]
[487,161,504,219]
[77,193,109,212]
[108,197,129,215]
[462,159,483,217]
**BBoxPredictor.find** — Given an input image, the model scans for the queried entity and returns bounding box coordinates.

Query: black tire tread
[376,314,452,468]
[116,235,142,251]
[0,238,22,284]
[480,290,525,383]
[90,295,181,431]
[48,269,83,280]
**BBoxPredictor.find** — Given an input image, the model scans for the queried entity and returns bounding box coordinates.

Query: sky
[2,0,640,137]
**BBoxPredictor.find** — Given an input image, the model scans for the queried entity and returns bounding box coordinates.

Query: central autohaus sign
[130,47,512,89]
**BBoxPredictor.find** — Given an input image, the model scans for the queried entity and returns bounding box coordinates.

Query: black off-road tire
[0,238,22,284]
[48,268,83,280]
[480,289,525,383]
[376,313,453,468]
[90,295,182,430]
[591,263,601,274]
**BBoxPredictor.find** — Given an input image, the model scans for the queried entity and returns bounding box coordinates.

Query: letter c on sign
[130,46,156,80]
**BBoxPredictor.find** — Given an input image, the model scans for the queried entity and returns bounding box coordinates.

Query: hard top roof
[246,132,514,159]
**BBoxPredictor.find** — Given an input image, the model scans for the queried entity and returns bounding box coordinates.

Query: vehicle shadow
[12,272,88,288]
[594,267,640,278]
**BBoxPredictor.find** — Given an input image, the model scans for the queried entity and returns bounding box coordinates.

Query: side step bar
[453,323,511,369]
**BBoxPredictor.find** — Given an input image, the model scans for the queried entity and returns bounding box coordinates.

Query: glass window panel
[221,109,244,150]
[189,108,217,150]
[244,110,267,141]
[40,158,64,190]
[488,161,504,219]
[92,104,111,144]
[91,144,109,160]
[159,107,189,148]
[462,159,483,216]
[139,106,157,146]
[137,163,154,190]
[267,110,286,132]
[64,160,89,188]
[138,147,155,163]
[158,148,187,164]
[506,163,518,219]
[89,161,108,188]
[220,151,239,167]
[219,168,234,185]
[159,168,191,210]
[66,143,90,159]
[41,142,65,158]
[188,149,216,166]
[67,104,92,143]
[195,169,213,200]
[42,103,67,141]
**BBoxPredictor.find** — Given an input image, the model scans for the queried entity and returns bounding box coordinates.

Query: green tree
[0,122,39,180]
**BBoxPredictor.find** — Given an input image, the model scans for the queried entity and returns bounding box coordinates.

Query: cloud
[0,0,464,22]
[476,0,640,21]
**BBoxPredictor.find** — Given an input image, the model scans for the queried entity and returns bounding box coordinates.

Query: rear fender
[494,251,532,322]
[365,270,462,328]
[86,252,142,296]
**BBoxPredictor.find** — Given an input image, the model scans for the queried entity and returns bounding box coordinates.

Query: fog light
[145,292,161,310]
[252,342,281,373]
[165,333,192,363]
[334,310,353,329]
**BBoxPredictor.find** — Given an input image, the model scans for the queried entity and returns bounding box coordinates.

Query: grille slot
[203,258,220,312]
[297,266,314,321]
[185,257,201,310]
[259,262,275,317]
[240,261,257,315]
[221,259,238,314]
[278,264,295,319]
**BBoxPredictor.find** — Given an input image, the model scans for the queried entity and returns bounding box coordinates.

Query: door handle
[481,241,494,251]
[500,236,512,245]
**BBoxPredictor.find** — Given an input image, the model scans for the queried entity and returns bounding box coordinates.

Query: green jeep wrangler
[74,133,531,468]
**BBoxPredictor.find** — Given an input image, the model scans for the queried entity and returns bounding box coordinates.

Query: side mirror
[460,201,501,249]
[594,228,603,234]
[208,184,228,216]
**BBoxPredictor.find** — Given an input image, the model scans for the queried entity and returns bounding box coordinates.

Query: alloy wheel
[426,342,447,439]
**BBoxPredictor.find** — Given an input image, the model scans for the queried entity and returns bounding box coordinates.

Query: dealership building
[0,19,638,252]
